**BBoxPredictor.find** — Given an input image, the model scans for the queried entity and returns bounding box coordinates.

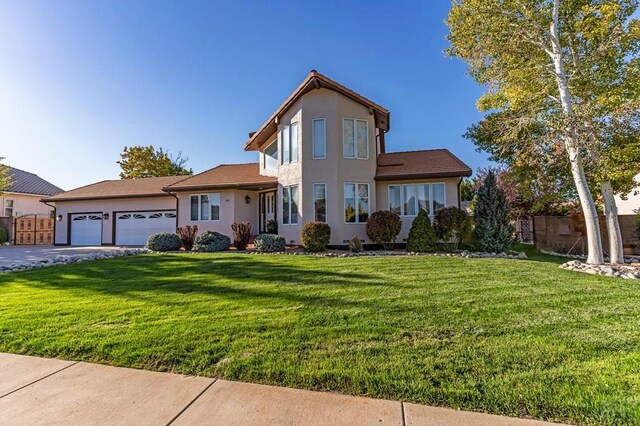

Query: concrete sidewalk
[0,353,562,425]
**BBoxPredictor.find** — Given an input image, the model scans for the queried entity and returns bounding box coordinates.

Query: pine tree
[406,209,438,252]
[472,170,514,252]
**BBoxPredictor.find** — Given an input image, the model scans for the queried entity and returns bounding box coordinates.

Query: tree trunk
[549,0,604,264]
[601,181,624,265]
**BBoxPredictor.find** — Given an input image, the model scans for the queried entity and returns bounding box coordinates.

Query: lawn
[0,251,638,425]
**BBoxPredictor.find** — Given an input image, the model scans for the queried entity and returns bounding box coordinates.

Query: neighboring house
[44,71,472,246]
[1,167,63,218]
[615,173,640,215]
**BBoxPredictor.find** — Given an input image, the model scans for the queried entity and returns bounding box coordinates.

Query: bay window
[388,183,446,219]
[190,193,221,221]
[282,185,299,225]
[264,139,278,171]
[344,183,369,223]
[281,122,299,165]
[343,118,368,159]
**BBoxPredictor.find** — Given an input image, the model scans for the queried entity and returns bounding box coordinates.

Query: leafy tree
[472,170,515,252]
[434,207,472,251]
[118,145,192,179]
[447,0,640,265]
[460,179,475,202]
[0,157,11,195]
[406,209,438,252]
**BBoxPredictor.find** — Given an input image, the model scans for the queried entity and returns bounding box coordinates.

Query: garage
[70,214,103,246]
[115,211,177,246]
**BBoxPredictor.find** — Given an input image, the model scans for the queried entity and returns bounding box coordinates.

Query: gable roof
[42,175,188,202]
[244,70,390,151]
[2,166,63,196]
[375,149,472,181]
[163,163,277,192]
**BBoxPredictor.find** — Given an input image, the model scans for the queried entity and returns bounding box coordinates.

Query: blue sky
[0,0,489,190]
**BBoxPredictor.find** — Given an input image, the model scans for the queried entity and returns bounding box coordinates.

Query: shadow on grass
[513,244,567,265]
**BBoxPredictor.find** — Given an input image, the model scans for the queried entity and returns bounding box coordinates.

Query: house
[44,71,472,246]
[1,167,63,218]
[615,173,640,215]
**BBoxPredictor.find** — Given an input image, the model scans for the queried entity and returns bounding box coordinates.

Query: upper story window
[190,193,221,221]
[4,199,13,217]
[343,118,368,159]
[282,185,299,225]
[388,183,446,219]
[281,122,299,165]
[344,183,369,223]
[264,139,278,171]
[312,119,326,159]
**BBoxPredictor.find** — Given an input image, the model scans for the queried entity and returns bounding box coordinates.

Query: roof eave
[374,170,472,181]
[164,181,278,192]
[41,193,171,203]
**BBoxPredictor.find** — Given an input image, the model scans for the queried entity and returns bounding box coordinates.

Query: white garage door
[70,214,103,246]
[115,211,177,246]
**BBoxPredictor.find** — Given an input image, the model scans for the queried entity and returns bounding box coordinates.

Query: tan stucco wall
[0,193,53,218]
[376,177,462,242]
[615,173,640,215]
[52,196,176,245]
[174,189,260,239]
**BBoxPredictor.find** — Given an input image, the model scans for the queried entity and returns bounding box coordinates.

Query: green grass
[0,252,639,425]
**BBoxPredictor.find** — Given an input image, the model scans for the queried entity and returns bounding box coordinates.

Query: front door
[259,191,276,233]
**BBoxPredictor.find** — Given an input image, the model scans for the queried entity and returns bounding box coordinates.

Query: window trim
[387,183,446,219]
[189,193,221,222]
[281,121,299,165]
[342,117,369,160]
[343,182,371,224]
[281,185,299,226]
[313,182,327,222]
[4,199,14,217]
[312,118,327,160]
[263,138,278,171]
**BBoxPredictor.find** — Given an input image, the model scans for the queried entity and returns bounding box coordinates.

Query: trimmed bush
[472,170,515,252]
[366,210,402,250]
[348,236,363,253]
[193,231,231,252]
[434,207,472,251]
[177,225,198,251]
[266,219,278,234]
[301,222,331,252]
[0,225,8,244]
[231,222,252,250]
[146,232,182,252]
[406,209,437,252]
[254,234,286,253]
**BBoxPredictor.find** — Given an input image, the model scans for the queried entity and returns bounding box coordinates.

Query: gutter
[165,191,180,230]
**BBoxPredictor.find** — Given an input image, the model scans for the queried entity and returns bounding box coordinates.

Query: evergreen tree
[406,209,438,252]
[472,170,514,252]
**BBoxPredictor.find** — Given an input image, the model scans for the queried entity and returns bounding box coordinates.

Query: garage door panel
[115,211,176,246]
[70,214,103,246]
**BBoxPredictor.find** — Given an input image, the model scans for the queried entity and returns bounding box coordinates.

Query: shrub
[472,170,515,252]
[0,225,8,244]
[406,209,437,252]
[301,222,331,252]
[366,210,402,250]
[254,234,286,253]
[231,222,252,250]
[193,231,231,252]
[176,225,198,251]
[434,207,472,251]
[635,213,640,252]
[146,232,182,252]
[348,236,363,253]
[266,219,278,234]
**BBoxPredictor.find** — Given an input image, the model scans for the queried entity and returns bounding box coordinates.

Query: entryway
[258,191,276,233]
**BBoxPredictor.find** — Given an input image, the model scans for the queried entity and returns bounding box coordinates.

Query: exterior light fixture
[56,215,62,222]
[103,213,109,220]
[245,195,251,204]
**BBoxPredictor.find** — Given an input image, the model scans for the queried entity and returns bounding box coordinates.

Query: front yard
[0,251,638,425]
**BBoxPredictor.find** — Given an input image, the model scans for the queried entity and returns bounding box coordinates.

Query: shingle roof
[164,163,277,191]
[244,70,390,151]
[375,149,472,180]
[2,167,63,196]
[43,175,188,202]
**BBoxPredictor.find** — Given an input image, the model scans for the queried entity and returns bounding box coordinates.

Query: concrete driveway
[0,246,136,267]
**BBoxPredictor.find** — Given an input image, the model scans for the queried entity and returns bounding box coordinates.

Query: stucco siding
[0,193,53,218]
[615,173,640,215]
[52,197,176,245]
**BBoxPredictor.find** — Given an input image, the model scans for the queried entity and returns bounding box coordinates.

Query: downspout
[43,201,56,245]
[165,191,179,231]
[457,177,462,209]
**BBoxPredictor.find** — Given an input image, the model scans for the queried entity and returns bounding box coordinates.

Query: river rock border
[540,249,639,264]
[0,249,148,274]
[559,260,640,279]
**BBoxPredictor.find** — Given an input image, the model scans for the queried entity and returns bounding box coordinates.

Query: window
[343,118,368,159]
[280,122,299,165]
[4,199,13,217]
[388,183,446,219]
[344,183,369,223]
[282,185,299,225]
[264,139,278,171]
[190,193,221,221]
[313,119,326,159]
[313,183,327,222]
